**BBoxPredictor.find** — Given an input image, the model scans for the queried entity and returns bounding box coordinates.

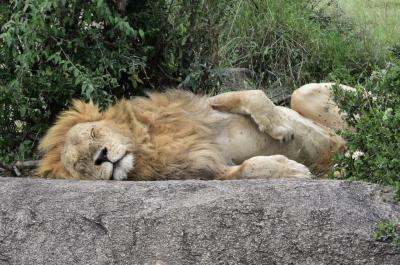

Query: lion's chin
[112,153,135,181]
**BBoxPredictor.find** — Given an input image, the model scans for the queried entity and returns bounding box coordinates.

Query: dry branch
[0,160,39,177]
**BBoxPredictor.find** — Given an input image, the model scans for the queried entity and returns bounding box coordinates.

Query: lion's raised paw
[252,115,294,143]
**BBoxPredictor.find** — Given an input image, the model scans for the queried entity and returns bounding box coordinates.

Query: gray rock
[178,67,255,91]
[219,67,255,91]
[0,177,399,265]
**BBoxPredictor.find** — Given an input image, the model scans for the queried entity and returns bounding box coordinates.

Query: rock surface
[219,67,255,90]
[0,177,399,265]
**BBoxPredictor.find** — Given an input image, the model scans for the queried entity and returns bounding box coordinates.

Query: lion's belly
[212,111,276,164]
[211,109,344,169]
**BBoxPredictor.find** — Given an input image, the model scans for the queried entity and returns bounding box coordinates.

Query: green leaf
[138,29,145,40]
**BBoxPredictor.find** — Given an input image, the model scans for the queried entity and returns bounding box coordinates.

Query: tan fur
[38,91,227,180]
[38,85,349,181]
[291,83,355,131]
[105,92,227,180]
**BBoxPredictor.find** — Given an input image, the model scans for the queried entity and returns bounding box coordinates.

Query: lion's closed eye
[90,127,97,140]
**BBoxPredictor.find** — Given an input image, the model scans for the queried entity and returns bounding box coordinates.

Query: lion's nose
[94,147,110,165]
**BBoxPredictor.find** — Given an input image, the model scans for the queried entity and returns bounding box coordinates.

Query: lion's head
[38,100,135,180]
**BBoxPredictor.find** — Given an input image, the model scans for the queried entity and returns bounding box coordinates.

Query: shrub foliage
[332,61,400,196]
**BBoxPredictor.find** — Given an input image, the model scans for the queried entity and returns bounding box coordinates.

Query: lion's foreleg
[210,90,294,142]
[220,155,312,180]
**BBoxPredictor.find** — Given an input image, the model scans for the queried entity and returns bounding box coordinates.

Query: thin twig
[0,160,39,177]
[12,165,21,177]
[14,160,39,169]
[157,64,181,83]
[276,95,292,106]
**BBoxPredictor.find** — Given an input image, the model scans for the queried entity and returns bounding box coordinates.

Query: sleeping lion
[37,83,352,181]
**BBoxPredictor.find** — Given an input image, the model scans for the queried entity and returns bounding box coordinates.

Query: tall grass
[336,0,400,48]
[216,0,384,93]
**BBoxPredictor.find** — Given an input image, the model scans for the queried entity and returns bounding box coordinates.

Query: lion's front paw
[267,125,294,143]
[253,116,294,142]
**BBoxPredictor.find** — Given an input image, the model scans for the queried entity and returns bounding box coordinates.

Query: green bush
[372,221,400,245]
[143,0,225,92]
[331,61,400,197]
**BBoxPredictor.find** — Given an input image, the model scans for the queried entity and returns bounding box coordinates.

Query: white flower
[91,21,104,30]
[351,151,364,160]
[362,90,373,98]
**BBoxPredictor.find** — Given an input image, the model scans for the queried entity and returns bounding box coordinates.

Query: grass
[372,221,400,245]
[216,0,382,94]
[340,0,400,46]
[325,0,400,49]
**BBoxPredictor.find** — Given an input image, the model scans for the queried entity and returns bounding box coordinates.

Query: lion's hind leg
[291,83,355,131]
[221,155,312,180]
[210,90,294,142]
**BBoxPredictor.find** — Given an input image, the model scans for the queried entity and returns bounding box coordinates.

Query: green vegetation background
[0,0,399,194]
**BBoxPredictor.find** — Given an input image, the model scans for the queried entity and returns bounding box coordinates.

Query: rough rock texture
[219,67,255,91]
[0,177,399,265]
[178,67,255,92]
